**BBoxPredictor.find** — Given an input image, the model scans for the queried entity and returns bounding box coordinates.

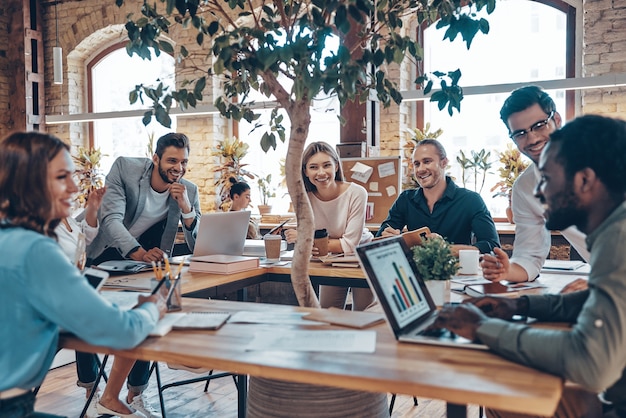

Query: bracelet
[181,208,196,220]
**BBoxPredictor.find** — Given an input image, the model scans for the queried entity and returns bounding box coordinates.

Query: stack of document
[541,260,590,275]
[189,254,260,274]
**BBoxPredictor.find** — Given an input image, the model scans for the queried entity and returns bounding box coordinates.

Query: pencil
[151,261,158,279]
[163,254,173,277]
[174,261,184,280]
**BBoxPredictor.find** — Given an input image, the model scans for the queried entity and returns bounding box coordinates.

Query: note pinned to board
[350,162,373,183]
[378,161,396,178]
[386,185,397,197]
[369,181,379,192]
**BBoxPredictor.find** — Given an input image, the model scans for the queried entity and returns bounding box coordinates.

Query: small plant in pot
[257,174,276,215]
[412,236,459,306]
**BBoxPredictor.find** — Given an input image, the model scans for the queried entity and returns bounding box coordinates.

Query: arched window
[419,0,575,218]
[88,44,176,173]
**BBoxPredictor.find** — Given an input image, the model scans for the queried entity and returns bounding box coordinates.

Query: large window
[422,0,572,218]
[89,46,176,173]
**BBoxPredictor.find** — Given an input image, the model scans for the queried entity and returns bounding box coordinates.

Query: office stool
[151,362,238,418]
[388,393,418,415]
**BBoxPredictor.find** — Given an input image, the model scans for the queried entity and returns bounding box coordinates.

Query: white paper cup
[458,249,480,275]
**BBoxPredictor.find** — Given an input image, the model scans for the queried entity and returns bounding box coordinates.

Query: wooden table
[60,298,563,418]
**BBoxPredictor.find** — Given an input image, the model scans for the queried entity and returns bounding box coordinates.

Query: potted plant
[456,149,492,193]
[490,144,530,223]
[72,146,104,209]
[212,136,256,211]
[257,174,276,215]
[412,236,459,306]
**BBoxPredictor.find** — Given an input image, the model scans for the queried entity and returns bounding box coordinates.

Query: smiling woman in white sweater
[284,142,374,310]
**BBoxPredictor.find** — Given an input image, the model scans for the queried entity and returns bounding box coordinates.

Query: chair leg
[79,354,109,418]
[414,396,418,406]
[389,393,397,415]
[153,362,168,418]
[203,370,214,392]
[479,405,484,417]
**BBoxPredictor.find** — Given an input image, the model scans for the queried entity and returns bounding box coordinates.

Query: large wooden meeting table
[60,297,563,418]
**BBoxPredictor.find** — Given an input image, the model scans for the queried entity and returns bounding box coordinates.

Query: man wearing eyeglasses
[480,86,590,284]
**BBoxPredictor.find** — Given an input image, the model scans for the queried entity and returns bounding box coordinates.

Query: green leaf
[155,106,172,128]
[129,90,138,104]
[158,40,174,54]
[142,111,152,126]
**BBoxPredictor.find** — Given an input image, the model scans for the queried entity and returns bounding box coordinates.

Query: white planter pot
[425,280,451,307]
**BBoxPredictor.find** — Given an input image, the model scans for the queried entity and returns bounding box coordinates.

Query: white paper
[350,162,373,183]
[385,185,396,197]
[246,330,377,353]
[101,291,150,310]
[228,311,326,325]
[369,182,379,192]
[103,276,154,291]
[378,161,396,178]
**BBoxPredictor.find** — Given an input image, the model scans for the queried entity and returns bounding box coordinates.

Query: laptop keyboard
[417,327,457,339]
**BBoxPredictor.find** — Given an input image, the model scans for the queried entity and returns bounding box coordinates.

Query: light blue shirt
[0,226,159,391]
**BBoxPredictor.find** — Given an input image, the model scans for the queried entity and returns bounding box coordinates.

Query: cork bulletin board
[340,156,401,225]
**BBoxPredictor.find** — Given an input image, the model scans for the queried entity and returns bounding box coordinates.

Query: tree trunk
[284,99,320,308]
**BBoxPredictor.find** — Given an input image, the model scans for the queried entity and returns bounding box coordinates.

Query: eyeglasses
[509,111,555,143]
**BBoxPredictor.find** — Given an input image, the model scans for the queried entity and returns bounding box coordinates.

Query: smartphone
[401,226,431,247]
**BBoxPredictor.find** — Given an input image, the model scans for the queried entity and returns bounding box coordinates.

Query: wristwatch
[181,208,196,220]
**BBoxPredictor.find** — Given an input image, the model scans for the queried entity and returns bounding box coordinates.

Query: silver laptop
[192,211,251,257]
[355,236,488,350]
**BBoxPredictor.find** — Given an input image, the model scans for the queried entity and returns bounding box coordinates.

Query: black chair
[388,394,418,415]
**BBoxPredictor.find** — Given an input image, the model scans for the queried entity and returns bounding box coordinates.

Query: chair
[79,354,110,418]
[388,394,418,415]
[151,362,239,418]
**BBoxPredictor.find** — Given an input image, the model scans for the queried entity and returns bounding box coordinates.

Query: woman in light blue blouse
[0,132,166,418]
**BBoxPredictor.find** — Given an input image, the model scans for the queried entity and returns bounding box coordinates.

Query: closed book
[189,254,260,274]
[464,282,544,298]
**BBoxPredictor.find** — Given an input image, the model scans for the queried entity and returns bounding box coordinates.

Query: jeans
[75,353,151,393]
[0,391,65,418]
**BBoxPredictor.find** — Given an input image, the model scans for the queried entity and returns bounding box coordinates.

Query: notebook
[192,211,251,257]
[355,236,488,350]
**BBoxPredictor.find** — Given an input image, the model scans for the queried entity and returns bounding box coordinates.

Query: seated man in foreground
[432,115,626,417]
[377,139,500,255]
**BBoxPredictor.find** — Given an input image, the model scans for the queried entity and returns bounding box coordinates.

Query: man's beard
[158,162,180,184]
[544,187,585,231]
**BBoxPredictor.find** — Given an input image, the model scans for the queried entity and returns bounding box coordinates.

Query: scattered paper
[103,276,153,292]
[350,162,374,183]
[378,161,396,178]
[101,291,150,310]
[228,311,326,326]
[385,185,396,197]
[451,276,492,286]
[369,182,379,192]
[246,330,377,353]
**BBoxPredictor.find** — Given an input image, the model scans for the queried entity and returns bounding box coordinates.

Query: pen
[150,275,167,295]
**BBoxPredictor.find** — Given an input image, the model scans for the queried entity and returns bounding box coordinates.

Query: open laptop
[355,236,488,350]
[192,211,251,257]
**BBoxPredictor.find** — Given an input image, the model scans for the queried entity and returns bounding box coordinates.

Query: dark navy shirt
[376,177,500,253]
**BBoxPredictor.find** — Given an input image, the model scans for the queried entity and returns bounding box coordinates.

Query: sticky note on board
[350,162,373,183]
[386,185,396,197]
[369,182,379,192]
[378,161,396,178]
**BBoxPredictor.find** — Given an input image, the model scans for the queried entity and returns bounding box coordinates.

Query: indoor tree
[115,0,496,309]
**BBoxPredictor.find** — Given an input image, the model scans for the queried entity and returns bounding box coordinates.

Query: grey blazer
[87,157,201,260]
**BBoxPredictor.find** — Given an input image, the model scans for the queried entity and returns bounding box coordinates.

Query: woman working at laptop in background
[228,178,261,239]
[0,131,166,418]
[284,141,374,311]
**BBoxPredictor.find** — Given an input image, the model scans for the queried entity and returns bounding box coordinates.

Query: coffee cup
[263,234,282,262]
[458,249,480,275]
[314,229,329,257]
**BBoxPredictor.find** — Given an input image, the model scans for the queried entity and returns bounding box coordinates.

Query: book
[189,254,260,274]
[95,260,153,274]
[305,307,385,329]
[150,311,231,336]
[541,260,590,275]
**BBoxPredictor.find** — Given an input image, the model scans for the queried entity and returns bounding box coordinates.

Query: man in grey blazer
[86,132,201,417]
[88,132,200,264]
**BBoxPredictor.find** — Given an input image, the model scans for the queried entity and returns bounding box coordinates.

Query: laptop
[355,236,488,350]
[192,211,251,257]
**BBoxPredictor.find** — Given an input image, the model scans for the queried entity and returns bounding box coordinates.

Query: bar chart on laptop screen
[367,242,430,325]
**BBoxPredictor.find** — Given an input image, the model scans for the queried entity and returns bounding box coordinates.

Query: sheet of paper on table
[228,311,327,326]
[246,329,376,353]
[103,276,154,291]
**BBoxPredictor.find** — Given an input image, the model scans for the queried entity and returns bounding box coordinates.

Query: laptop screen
[193,211,251,257]
[356,236,435,330]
